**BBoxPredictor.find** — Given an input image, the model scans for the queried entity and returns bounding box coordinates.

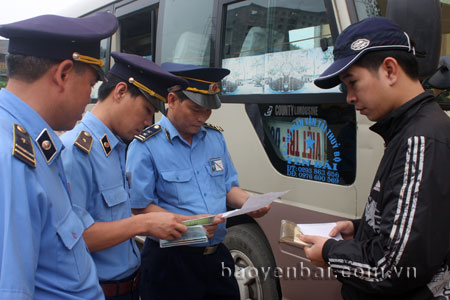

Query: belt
[177,244,219,255]
[149,239,219,255]
[100,270,140,298]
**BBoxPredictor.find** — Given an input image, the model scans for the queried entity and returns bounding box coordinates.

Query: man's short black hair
[97,73,142,102]
[168,85,188,103]
[7,54,91,83]
[354,50,419,80]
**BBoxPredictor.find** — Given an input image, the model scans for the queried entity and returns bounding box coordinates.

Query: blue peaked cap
[314,17,415,89]
[0,12,118,77]
[110,52,188,112]
[162,62,230,109]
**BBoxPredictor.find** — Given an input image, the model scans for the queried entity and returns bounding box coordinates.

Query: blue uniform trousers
[104,293,138,300]
[140,240,240,300]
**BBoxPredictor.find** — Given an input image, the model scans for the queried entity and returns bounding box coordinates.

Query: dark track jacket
[323,91,450,300]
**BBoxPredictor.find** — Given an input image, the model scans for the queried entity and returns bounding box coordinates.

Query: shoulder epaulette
[12,123,36,168]
[74,130,93,154]
[204,123,224,132]
[135,124,162,142]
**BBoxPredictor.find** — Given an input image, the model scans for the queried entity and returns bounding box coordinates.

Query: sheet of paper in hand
[222,190,289,218]
[297,222,343,241]
[280,220,343,248]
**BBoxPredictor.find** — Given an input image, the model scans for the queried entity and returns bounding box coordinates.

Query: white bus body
[59,0,450,298]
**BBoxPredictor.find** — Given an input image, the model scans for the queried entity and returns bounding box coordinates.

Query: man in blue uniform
[126,63,270,300]
[0,13,117,299]
[61,52,189,300]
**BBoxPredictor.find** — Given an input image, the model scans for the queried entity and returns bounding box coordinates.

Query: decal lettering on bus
[270,115,341,184]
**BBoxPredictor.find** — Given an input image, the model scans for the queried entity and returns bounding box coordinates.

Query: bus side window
[160,0,214,66]
[239,27,285,57]
[220,0,357,185]
[257,104,357,185]
[118,5,158,60]
[221,0,337,95]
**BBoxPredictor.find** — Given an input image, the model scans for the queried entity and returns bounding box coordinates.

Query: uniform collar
[80,111,123,155]
[160,114,207,144]
[0,89,63,165]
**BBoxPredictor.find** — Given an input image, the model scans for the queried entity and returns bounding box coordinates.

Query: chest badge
[209,158,224,172]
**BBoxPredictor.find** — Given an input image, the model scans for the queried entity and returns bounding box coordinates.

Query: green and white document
[159,216,215,248]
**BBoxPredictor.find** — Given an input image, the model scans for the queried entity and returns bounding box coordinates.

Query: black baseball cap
[314,17,415,89]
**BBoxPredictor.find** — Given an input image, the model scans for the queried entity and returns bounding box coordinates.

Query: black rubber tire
[224,223,281,300]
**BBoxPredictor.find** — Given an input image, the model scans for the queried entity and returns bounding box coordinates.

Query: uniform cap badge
[350,39,370,51]
[208,83,219,94]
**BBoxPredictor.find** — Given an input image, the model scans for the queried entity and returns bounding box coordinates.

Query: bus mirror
[386,0,442,79]
[427,56,450,90]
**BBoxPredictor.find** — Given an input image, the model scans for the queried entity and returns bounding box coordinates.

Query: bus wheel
[224,223,280,300]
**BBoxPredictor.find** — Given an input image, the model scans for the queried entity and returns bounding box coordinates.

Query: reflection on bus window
[119,6,157,60]
[353,0,382,19]
[221,0,339,95]
[289,26,317,49]
[100,39,110,72]
[90,39,110,102]
[160,0,214,66]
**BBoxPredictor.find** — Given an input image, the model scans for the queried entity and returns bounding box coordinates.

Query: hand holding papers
[280,220,343,248]
[280,220,312,247]
[222,190,289,218]
[182,215,216,226]
[297,222,343,241]
[160,225,208,248]
[159,216,216,248]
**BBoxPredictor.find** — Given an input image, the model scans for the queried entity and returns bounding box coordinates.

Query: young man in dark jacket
[302,17,450,299]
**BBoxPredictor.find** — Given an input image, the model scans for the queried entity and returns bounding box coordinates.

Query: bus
[60,0,450,299]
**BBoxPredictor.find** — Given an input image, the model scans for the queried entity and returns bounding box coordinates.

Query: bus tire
[224,223,280,300]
